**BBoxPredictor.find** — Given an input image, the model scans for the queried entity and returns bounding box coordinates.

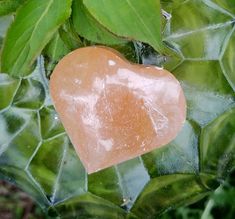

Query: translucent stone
[50,47,186,173]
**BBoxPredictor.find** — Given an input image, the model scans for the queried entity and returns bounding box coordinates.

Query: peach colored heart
[50,46,186,174]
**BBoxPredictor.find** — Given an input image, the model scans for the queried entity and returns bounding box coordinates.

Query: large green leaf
[72,0,126,45]
[1,0,72,77]
[0,0,235,218]
[83,0,163,52]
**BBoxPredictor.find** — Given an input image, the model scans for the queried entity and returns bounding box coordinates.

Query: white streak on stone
[154,66,163,70]
[99,139,113,151]
[75,79,82,84]
[108,60,116,66]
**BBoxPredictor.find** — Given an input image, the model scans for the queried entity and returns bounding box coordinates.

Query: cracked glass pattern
[0,1,235,218]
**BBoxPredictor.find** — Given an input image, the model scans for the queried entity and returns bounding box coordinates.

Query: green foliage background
[0,0,235,218]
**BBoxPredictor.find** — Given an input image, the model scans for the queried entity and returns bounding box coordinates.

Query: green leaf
[58,19,82,51]
[83,0,163,52]
[72,0,126,45]
[43,20,83,76]
[43,32,70,76]
[0,0,26,16]
[111,42,139,64]
[1,0,72,77]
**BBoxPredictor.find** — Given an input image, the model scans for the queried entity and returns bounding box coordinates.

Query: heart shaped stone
[50,46,186,173]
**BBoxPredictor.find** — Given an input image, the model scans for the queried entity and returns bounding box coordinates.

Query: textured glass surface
[0,1,235,218]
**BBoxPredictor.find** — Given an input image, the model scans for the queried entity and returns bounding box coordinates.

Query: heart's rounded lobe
[50,46,186,173]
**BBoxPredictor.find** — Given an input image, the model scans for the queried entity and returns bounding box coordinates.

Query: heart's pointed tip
[85,164,103,175]
[86,169,95,175]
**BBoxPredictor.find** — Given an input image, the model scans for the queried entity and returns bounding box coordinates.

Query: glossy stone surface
[50,47,186,173]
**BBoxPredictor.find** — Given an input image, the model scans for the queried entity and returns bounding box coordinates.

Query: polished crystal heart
[50,46,186,173]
